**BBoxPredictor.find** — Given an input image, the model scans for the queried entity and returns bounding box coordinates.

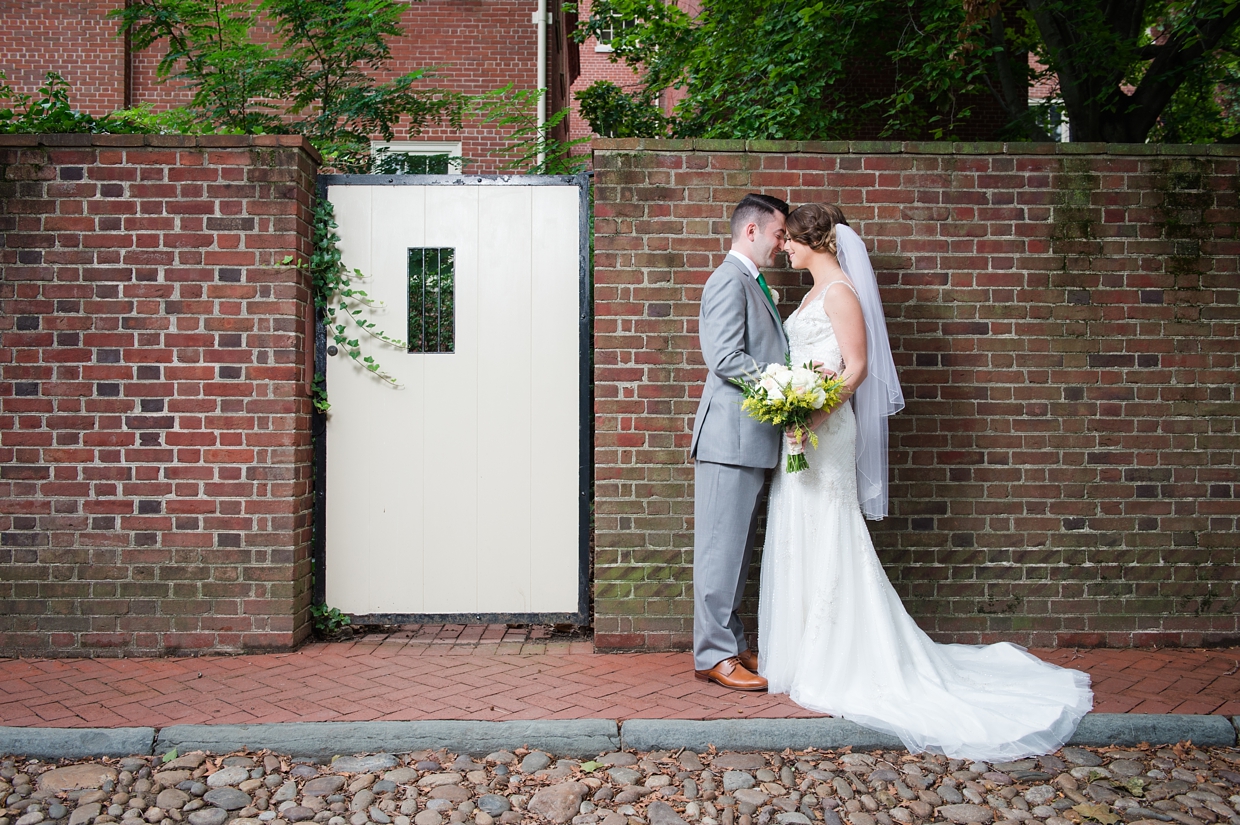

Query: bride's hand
[809,360,837,380]
[784,426,804,450]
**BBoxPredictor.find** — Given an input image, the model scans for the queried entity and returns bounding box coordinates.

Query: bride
[758,203,1093,761]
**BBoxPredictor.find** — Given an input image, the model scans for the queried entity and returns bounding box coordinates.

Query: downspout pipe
[537,0,548,169]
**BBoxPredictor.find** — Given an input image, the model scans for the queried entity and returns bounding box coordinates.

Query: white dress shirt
[726,249,761,280]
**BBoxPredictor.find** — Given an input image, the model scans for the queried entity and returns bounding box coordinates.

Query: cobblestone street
[3,739,1240,825]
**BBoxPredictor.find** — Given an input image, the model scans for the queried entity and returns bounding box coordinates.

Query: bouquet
[732,362,847,472]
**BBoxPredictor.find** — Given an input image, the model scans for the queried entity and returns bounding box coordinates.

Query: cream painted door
[321,178,586,619]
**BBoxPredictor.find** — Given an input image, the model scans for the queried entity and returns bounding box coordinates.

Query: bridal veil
[835,224,904,519]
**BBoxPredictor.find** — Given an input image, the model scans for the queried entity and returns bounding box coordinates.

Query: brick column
[0,134,318,656]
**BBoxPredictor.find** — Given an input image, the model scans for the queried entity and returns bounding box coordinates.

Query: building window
[1027,98,1071,143]
[595,15,634,52]
[408,248,455,354]
[371,141,464,174]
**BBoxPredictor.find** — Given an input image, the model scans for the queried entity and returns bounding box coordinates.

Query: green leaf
[579,761,600,773]
[162,748,178,763]
[1074,804,1120,825]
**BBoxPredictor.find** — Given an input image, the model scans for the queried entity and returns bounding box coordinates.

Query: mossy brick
[746,140,800,153]
[950,142,1007,154]
[830,140,896,154]
[1057,142,1107,154]
[799,141,851,154]
[595,598,645,616]
[1106,144,1158,155]
[595,564,651,582]
[639,139,694,151]
[693,139,747,152]
[593,138,641,150]
[631,581,685,600]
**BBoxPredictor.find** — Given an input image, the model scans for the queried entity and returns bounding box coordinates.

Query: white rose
[789,366,819,392]
[809,387,827,409]
[764,364,793,385]
[758,375,785,402]
[769,288,780,305]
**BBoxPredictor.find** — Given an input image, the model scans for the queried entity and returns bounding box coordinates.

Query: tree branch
[1122,3,1240,140]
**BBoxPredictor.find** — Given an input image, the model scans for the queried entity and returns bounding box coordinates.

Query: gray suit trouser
[693,459,767,671]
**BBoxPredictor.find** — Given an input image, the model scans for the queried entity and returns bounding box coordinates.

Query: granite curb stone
[1068,714,1236,748]
[155,720,620,761]
[621,714,1237,753]
[620,718,907,753]
[0,726,156,759]
[1,714,1234,761]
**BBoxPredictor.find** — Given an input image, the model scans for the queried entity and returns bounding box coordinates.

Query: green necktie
[756,273,778,315]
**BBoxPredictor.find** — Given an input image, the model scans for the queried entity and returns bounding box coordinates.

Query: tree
[112,0,463,168]
[574,0,889,139]
[1022,0,1240,142]
[574,0,1240,143]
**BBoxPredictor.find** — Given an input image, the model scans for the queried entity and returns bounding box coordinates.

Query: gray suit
[690,255,789,671]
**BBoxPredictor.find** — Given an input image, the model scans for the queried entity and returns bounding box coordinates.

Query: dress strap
[824,278,859,298]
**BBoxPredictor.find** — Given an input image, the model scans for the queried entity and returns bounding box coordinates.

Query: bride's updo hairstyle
[786,204,850,256]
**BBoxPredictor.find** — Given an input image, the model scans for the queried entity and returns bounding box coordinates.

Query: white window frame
[370,141,464,173]
[1027,96,1070,143]
[594,15,634,52]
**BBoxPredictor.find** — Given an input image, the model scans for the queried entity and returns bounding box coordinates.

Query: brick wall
[0,134,318,656]
[0,0,565,174]
[592,139,1240,652]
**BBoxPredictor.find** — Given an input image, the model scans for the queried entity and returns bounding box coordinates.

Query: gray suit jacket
[690,257,790,468]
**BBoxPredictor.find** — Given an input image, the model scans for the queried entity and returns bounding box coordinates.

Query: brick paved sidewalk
[1,625,1237,730]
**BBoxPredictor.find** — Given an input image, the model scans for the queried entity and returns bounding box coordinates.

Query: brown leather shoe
[694,656,768,691]
[737,648,759,673]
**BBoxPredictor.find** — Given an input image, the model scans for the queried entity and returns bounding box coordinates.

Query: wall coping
[0,133,323,162]
[591,137,1240,157]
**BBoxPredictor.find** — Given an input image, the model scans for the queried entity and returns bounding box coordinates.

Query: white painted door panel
[324,182,581,617]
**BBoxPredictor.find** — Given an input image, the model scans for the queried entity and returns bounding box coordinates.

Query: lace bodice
[771,288,859,526]
[786,291,846,376]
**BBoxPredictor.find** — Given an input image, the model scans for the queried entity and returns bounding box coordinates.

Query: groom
[690,193,789,691]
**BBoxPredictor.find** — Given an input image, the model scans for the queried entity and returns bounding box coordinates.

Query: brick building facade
[591,139,1240,653]
[0,0,578,173]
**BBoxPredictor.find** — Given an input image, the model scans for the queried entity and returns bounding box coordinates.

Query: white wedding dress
[759,288,1093,761]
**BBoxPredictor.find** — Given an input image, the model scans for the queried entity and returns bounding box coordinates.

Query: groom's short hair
[731,193,790,238]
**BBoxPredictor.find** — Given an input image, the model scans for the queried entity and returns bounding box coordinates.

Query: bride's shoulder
[821,278,860,307]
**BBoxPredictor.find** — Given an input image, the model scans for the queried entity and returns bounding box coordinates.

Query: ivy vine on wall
[285,198,407,408]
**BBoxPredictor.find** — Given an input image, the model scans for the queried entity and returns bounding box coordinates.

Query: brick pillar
[0,134,318,656]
